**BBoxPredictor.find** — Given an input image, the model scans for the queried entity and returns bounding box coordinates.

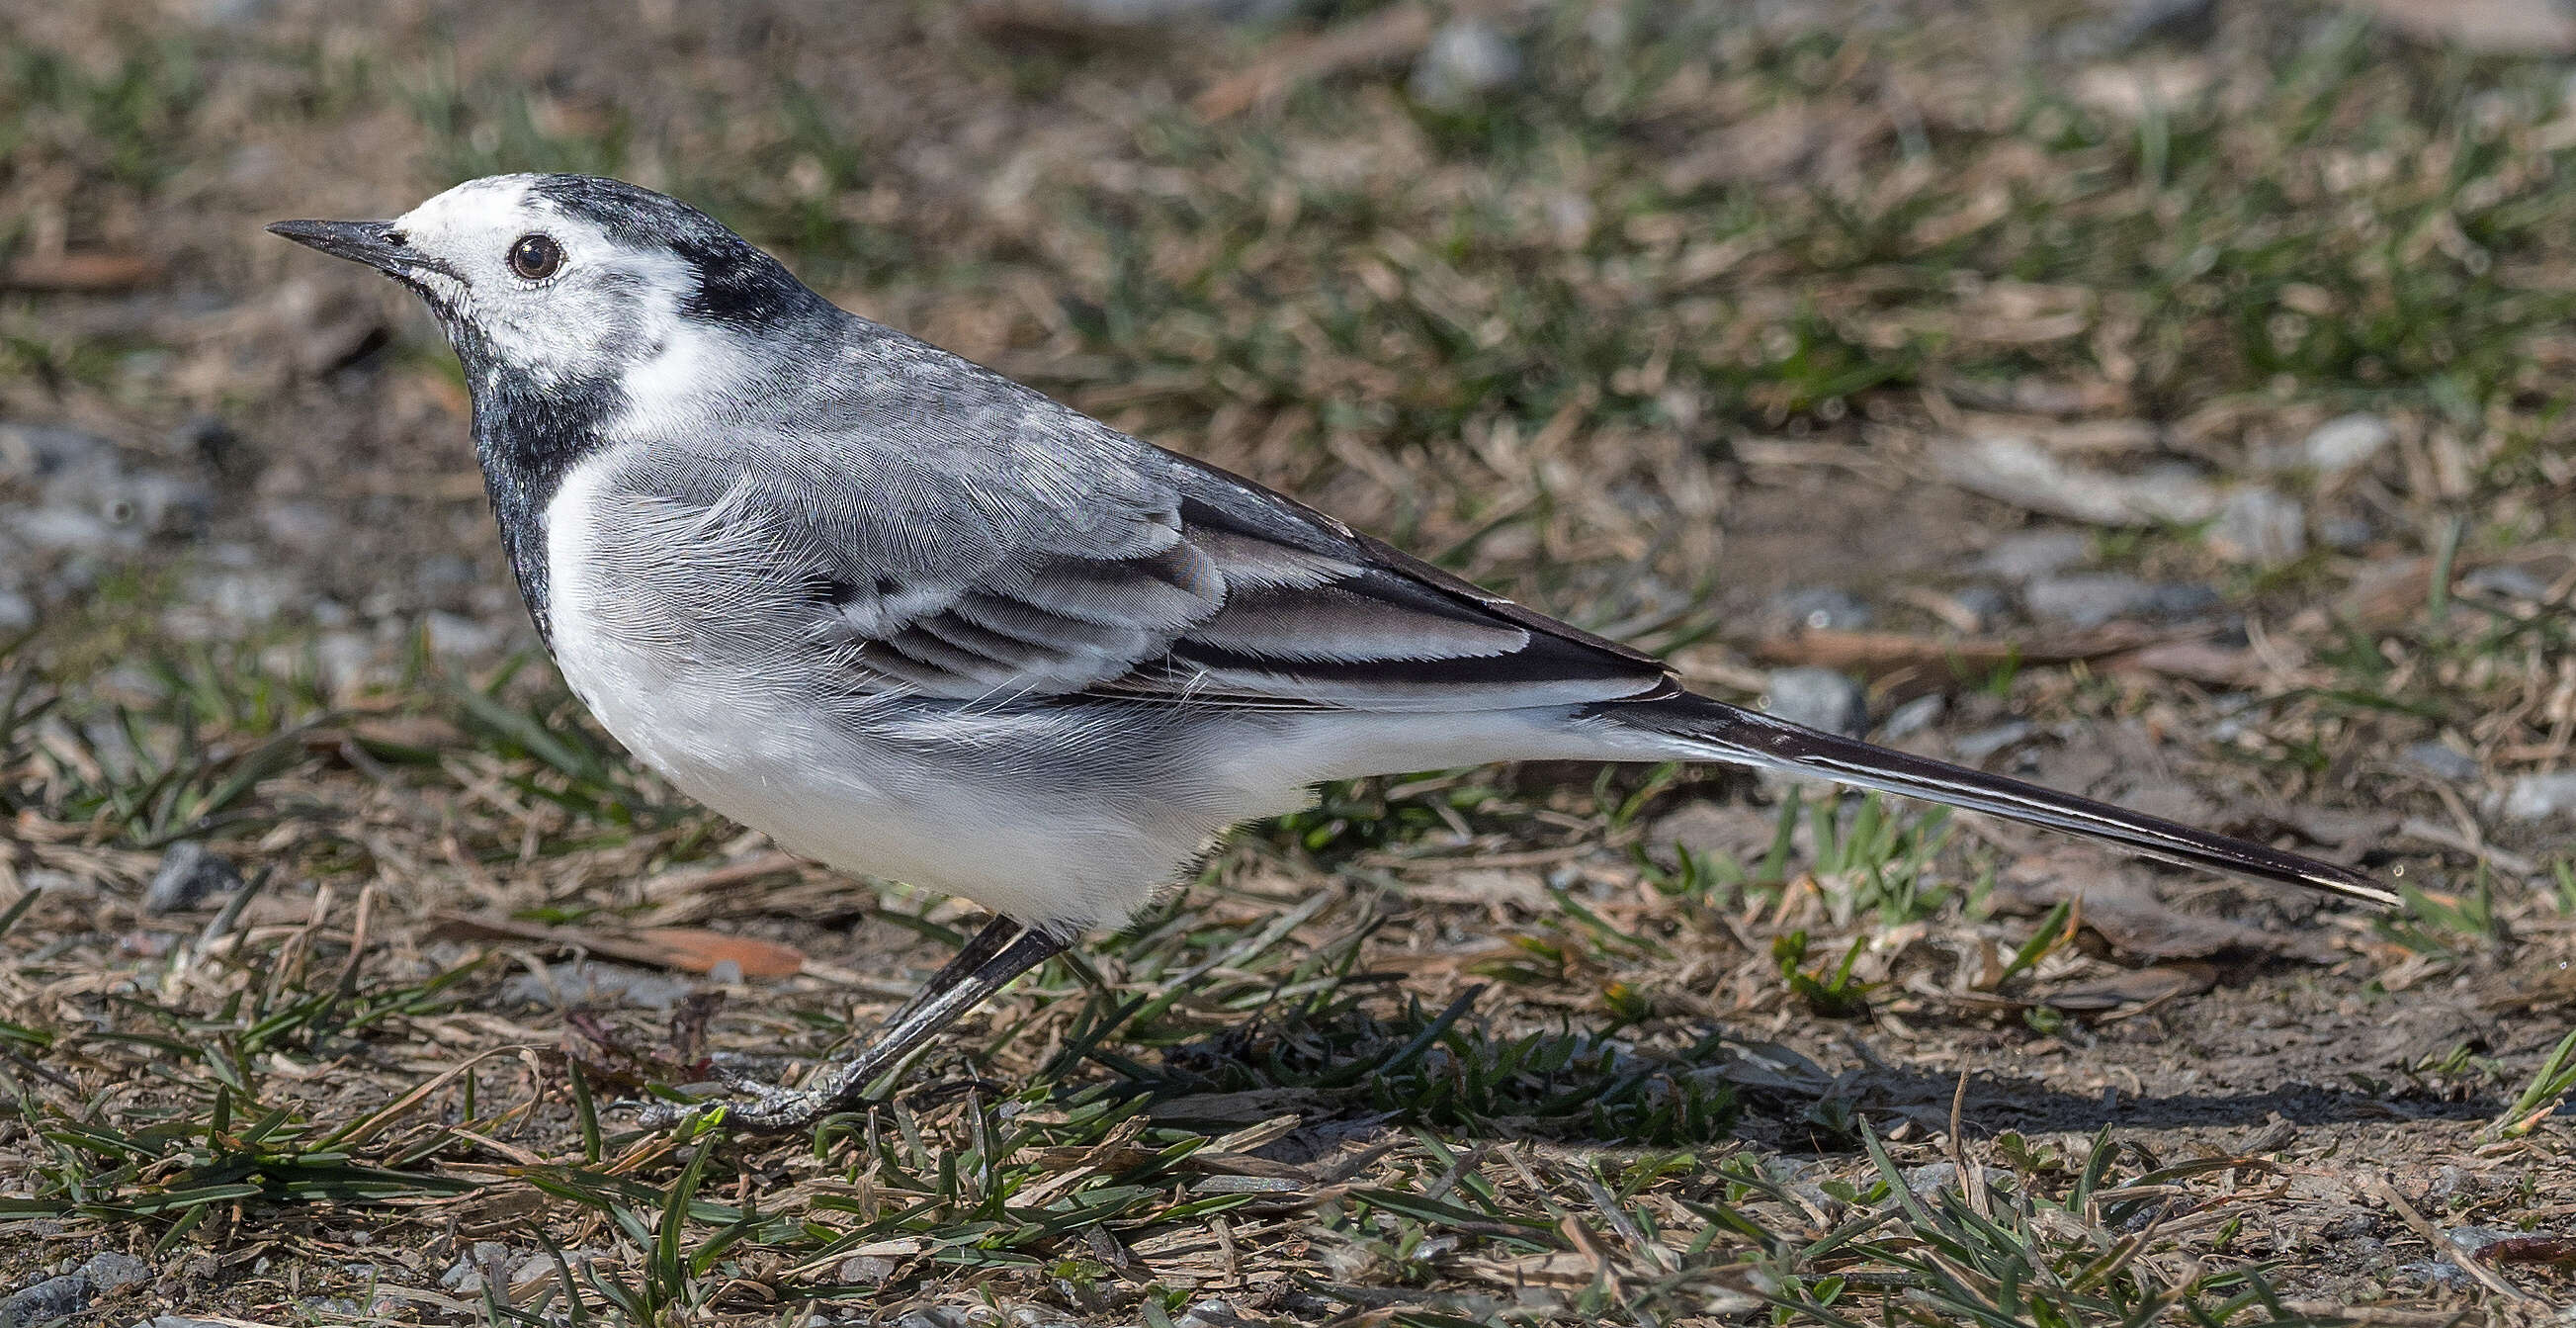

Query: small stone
[2463,565,2551,602]
[72,1253,146,1291]
[141,842,244,916]
[424,611,504,661]
[1876,693,1945,741]
[0,591,30,633]
[2302,413,2395,473]
[2501,770,2576,822]
[2024,574,2146,627]
[0,1274,91,1328]
[836,1254,899,1284]
[1410,18,1521,108]
[2025,575,2216,627]
[1769,586,1872,632]
[1643,802,1779,864]
[1177,1298,1242,1328]
[2442,1225,2524,1256]
[438,1242,517,1294]
[1762,667,1867,738]
[2316,513,2375,552]
[1974,531,2092,582]
[314,632,380,697]
[1949,584,2013,631]
[1952,722,2034,763]
[2207,487,2306,566]
[895,1310,974,1328]
[2402,742,2481,783]
[498,962,695,1013]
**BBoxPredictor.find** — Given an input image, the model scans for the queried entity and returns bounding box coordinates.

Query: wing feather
[600,339,1674,712]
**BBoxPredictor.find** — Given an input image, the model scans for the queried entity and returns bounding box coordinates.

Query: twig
[2366,1173,2537,1305]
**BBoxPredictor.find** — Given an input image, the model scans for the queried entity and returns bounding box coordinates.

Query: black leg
[639,916,1069,1134]
[880,915,1026,1029]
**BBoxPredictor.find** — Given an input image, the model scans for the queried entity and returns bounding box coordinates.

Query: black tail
[1600,692,2397,908]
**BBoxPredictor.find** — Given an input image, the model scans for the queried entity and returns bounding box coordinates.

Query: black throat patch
[449,316,621,646]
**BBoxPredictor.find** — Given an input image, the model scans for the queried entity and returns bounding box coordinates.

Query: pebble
[1769,585,1872,632]
[73,1253,147,1291]
[438,1242,518,1293]
[2302,413,2395,473]
[837,1254,901,1283]
[1949,584,2013,631]
[2500,770,2576,822]
[2206,487,2305,566]
[1762,666,1868,738]
[497,961,695,1013]
[2442,1225,2524,1255]
[425,610,506,661]
[1951,721,2034,763]
[141,842,245,916]
[1410,18,1522,108]
[1046,0,1305,24]
[1902,1162,2012,1197]
[2315,513,2374,552]
[0,1275,89,1328]
[1875,693,1945,741]
[2024,575,2217,628]
[2463,565,2552,602]
[2401,742,2481,783]
[1973,531,2092,582]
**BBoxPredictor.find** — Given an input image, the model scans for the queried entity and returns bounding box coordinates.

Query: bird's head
[269,174,825,428]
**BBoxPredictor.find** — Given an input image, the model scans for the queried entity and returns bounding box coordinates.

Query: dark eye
[506,233,562,281]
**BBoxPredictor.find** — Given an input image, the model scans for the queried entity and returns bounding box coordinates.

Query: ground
[2,1,2574,1324]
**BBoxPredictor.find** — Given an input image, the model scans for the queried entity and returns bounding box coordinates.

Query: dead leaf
[1991,853,2341,964]
[1752,623,2190,693]
[1194,3,1434,120]
[1936,434,2220,526]
[424,912,805,977]
[2041,962,2217,1012]
[2,251,162,292]
[2344,0,2576,55]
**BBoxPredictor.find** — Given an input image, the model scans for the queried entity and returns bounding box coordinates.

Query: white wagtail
[272,175,2395,1132]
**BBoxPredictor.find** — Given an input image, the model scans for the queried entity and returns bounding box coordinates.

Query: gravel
[141,841,246,916]
[2500,770,2576,822]
[1973,530,2093,581]
[1768,585,1872,632]
[2302,413,2396,473]
[1411,18,1522,108]
[0,1275,89,1328]
[2024,575,2219,628]
[1762,666,1868,738]
[2401,742,2482,783]
[2206,487,2306,566]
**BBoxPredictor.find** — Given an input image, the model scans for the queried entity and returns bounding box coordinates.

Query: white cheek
[617,322,753,432]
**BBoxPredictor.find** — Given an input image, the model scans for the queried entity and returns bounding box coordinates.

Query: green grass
[3,0,2576,1321]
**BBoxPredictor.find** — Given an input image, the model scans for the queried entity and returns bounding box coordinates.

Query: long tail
[1591,692,2398,908]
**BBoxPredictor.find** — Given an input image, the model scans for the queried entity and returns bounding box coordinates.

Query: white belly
[539,461,1249,930]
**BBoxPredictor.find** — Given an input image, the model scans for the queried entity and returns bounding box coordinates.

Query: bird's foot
[629,1062,862,1135]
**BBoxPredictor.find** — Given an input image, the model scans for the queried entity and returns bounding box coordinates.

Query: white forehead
[394,175,616,255]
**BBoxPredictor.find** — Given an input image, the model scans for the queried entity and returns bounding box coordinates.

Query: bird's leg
[639,915,1068,1134]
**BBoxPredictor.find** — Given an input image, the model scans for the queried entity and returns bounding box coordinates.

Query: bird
[271,174,2396,1133]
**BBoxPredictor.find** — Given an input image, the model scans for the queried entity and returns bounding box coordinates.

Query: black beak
[265,219,411,272]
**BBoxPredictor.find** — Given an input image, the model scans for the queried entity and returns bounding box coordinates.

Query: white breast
[539,458,1209,930]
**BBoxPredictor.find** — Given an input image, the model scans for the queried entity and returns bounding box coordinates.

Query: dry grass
[1,1,2574,1324]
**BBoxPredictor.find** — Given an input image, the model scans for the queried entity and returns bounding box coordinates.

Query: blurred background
[3,0,2575,1322]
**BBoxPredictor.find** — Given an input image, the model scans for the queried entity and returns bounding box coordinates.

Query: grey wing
[607,414,1674,714]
